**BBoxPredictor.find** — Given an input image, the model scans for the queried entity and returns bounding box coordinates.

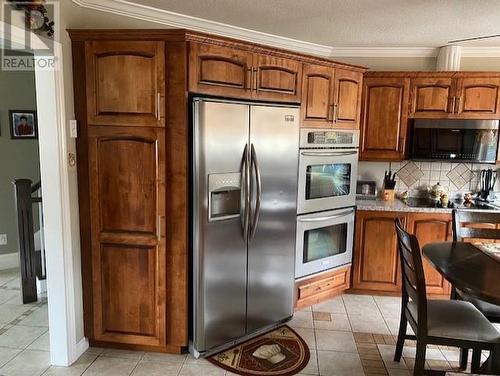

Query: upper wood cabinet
[456,77,500,118]
[301,65,362,129]
[360,77,410,161]
[300,64,335,127]
[87,126,166,347]
[252,54,302,102]
[410,77,455,118]
[188,42,253,99]
[189,42,303,102]
[406,213,452,296]
[333,68,363,129]
[352,211,405,292]
[409,74,500,119]
[85,41,165,127]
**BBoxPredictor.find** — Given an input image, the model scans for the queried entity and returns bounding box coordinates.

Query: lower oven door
[297,149,358,214]
[295,208,355,279]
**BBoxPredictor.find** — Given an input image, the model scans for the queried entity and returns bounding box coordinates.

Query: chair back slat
[453,210,500,242]
[395,218,428,330]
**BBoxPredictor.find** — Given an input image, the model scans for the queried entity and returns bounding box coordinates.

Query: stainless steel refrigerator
[191,98,299,357]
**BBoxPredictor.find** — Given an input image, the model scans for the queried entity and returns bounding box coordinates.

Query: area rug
[208,325,310,376]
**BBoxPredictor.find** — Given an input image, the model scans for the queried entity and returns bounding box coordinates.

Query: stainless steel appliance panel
[246,105,299,333]
[295,208,355,279]
[297,148,358,214]
[192,100,250,352]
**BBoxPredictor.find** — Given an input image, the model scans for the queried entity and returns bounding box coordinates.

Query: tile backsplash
[358,160,500,199]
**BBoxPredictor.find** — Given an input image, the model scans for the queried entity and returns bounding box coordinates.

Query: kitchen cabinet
[295,266,351,310]
[252,54,302,102]
[409,75,500,119]
[455,77,500,118]
[85,41,165,127]
[360,76,410,161]
[71,29,365,353]
[300,64,335,127]
[87,126,166,347]
[409,77,455,118]
[406,213,452,295]
[333,68,363,129]
[189,42,302,102]
[352,211,405,292]
[189,42,253,99]
[301,65,362,129]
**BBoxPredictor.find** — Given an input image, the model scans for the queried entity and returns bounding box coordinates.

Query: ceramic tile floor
[0,267,497,375]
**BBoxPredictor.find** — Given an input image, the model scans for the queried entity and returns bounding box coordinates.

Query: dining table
[423,241,500,375]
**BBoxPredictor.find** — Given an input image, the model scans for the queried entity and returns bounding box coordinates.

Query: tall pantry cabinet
[70,31,189,353]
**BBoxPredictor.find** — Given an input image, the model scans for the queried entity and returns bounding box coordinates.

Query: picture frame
[9,110,38,139]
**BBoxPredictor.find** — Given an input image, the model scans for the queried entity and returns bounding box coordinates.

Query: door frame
[1,22,87,366]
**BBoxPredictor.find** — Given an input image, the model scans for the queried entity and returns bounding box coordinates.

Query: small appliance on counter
[356,180,377,200]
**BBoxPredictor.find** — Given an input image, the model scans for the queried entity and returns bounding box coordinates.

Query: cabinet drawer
[295,266,350,309]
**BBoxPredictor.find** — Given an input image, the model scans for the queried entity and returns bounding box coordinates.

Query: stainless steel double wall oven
[295,128,359,279]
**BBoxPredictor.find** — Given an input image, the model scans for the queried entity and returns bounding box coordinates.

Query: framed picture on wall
[9,110,38,139]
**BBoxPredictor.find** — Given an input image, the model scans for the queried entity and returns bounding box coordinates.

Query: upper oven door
[298,148,358,214]
[295,208,355,279]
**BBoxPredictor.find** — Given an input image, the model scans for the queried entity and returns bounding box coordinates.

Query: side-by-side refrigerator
[191,98,299,357]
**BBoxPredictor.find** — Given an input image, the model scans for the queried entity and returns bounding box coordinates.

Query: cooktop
[403,197,499,211]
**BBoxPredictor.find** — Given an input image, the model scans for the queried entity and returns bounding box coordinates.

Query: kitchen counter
[356,198,453,213]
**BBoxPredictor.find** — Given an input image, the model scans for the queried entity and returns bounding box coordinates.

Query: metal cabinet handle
[253,67,258,92]
[300,150,358,157]
[333,103,338,122]
[448,96,454,113]
[455,96,460,114]
[246,68,253,91]
[156,92,161,120]
[327,104,334,122]
[241,144,250,239]
[157,215,165,239]
[298,209,354,222]
[249,144,262,241]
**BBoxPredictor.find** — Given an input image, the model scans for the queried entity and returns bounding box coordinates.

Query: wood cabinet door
[88,126,166,347]
[406,213,452,296]
[455,77,500,118]
[253,54,302,102]
[333,69,363,129]
[300,64,335,128]
[360,77,410,161]
[188,42,253,99]
[409,77,454,118]
[85,41,165,127]
[353,211,405,292]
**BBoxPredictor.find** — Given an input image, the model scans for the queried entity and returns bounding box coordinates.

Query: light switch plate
[69,120,78,138]
[0,234,7,246]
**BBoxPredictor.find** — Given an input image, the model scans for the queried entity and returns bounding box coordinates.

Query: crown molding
[71,0,334,57]
[460,47,500,57]
[72,0,500,59]
[330,47,438,58]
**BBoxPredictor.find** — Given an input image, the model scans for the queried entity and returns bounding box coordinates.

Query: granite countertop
[356,198,453,213]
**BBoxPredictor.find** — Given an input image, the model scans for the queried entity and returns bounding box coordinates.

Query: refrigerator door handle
[241,144,250,239]
[249,143,262,241]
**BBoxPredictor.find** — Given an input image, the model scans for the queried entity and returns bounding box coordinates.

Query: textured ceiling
[128,0,500,47]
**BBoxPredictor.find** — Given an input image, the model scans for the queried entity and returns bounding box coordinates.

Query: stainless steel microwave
[411,119,499,163]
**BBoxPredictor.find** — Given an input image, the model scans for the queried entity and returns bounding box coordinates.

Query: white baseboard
[0,253,19,270]
[74,338,89,362]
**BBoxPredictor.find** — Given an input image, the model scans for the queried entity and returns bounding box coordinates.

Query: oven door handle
[300,151,358,157]
[297,209,354,222]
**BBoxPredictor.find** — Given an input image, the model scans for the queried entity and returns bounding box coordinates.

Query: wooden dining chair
[452,209,500,323]
[394,218,500,375]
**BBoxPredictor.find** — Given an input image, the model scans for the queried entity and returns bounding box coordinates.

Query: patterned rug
[208,326,310,376]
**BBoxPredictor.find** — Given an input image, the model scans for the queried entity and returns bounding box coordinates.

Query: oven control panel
[300,129,359,148]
